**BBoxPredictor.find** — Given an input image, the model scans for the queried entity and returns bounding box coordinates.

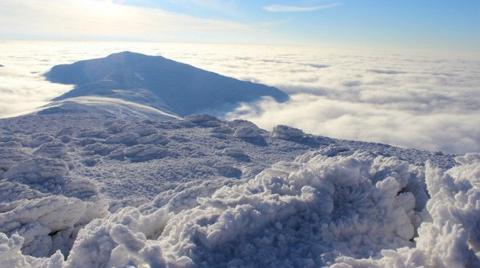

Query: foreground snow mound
[334,153,480,268]
[154,151,425,267]
[2,150,479,267]
[0,196,107,258]
[0,102,469,267]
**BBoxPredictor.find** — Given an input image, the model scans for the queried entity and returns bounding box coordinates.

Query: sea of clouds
[0,41,479,153]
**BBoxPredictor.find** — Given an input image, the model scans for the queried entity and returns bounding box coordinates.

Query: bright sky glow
[0,0,479,52]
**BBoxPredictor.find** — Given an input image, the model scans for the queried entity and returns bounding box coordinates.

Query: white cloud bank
[263,3,341,13]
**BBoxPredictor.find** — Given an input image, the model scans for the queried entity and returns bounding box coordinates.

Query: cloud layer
[0,41,479,153]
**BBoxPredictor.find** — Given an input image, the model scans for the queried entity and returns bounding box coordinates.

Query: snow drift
[2,149,478,267]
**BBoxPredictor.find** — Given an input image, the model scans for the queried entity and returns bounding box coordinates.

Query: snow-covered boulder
[4,158,69,193]
[272,125,325,146]
[233,126,267,146]
[0,196,107,258]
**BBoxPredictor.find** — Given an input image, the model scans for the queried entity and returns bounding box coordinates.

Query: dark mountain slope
[45,51,288,116]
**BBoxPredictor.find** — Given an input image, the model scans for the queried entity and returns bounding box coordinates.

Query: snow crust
[2,149,478,267]
[334,154,480,268]
[0,101,476,267]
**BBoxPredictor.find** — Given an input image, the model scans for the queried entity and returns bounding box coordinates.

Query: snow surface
[1,97,476,267]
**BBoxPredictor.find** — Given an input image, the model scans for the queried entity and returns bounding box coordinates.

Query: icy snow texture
[333,154,480,268]
[4,149,479,267]
[0,196,107,258]
[0,100,474,267]
[151,151,424,267]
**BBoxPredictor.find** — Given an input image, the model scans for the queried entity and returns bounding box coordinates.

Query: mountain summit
[45,51,288,116]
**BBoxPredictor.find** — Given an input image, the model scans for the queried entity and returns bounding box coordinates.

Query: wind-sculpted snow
[334,154,480,267]
[0,101,473,267]
[3,148,478,267]
[151,151,425,267]
[0,196,107,258]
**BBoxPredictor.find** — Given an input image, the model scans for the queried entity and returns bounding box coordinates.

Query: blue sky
[0,0,479,51]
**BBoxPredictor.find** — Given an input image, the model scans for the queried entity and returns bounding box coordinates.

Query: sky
[0,0,479,52]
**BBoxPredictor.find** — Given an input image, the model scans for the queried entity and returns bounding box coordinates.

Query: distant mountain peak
[45,51,288,116]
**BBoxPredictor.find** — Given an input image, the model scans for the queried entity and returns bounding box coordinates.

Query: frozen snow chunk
[228,119,259,129]
[0,148,30,177]
[134,125,157,137]
[108,148,126,161]
[0,195,107,258]
[272,125,305,140]
[210,125,234,139]
[215,165,243,178]
[184,115,222,128]
[316,144,352,157]
[455,152,480,165]
[55,127,76,137]
[105,122,127,134]
[64,177,100,200]
[136,133,169,145]
[76,138,99,146]
[125,145,178,162]
[210,132,227,139]
[0,135,20,143]
[2,157,98,201]
[59,135,71,144]
[105,132,139,146]
[28,134,55,148]
[233,126,267,146]
[82,158,97,167]
[0,140,22,148]
[211,125,234,135]
[168,134,190,143]
[0,181,45,204]
[221,148,251,162]
[4,158,69,192]
[83,143,116,156]
[272,125,321,146]
[33,142,67,158]
[77,129,109,139]
[180,114,222,128]
[0,233,33,268]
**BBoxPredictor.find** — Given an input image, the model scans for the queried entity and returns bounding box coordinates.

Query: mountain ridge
[45,51,289,116]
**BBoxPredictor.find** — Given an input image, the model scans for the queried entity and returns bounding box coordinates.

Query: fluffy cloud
[0,41,479,153]
[226,95,480,154]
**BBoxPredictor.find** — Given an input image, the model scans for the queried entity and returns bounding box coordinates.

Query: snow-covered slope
[0,53,478,267]
[45,51,289,116]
